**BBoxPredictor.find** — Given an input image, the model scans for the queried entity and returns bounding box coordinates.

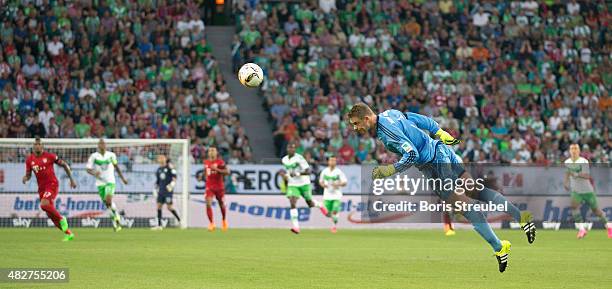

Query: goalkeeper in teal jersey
[347,103,536,272]
[318,155,347,233]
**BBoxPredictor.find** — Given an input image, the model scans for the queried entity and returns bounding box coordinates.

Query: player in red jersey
[22,138,77,241]
[198,147,229,232]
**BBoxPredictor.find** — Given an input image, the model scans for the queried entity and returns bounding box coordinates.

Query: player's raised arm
[55,156,77,189]
[406,112,441,134]
[407,112,459,145]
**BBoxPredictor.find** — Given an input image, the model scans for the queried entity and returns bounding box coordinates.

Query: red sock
[206,206,214,223]
[45,211,60,229]
[41,203,62,230]
[220,204,227,220]
[443,212,453,230]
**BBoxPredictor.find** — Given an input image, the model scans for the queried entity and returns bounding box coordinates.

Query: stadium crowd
[235,0,611,165]
[0,0,252,163]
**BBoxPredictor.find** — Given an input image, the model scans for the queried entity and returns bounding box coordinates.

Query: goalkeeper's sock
[463,209,502,252]
[157,209,162,227]
[290,208,299,229]
[170,209,181,222]
[206,206,214,223]
[478,188,521,222]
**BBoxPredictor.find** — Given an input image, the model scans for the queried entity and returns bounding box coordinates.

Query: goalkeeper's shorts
[417,143,465,200]
[157,192,174,204]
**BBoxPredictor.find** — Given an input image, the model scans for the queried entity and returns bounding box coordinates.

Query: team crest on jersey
[42,158,47,163]
[401,142,413,153]
[31,162,35,166]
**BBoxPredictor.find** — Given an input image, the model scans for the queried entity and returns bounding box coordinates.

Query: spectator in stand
[0,1,251,163]
[236,0,611,165]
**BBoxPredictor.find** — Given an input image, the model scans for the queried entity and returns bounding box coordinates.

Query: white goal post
[0,138,190,229]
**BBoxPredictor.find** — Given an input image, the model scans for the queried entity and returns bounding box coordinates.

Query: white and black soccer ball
[238,63,264,88]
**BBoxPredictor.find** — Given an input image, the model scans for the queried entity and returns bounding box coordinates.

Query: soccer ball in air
[238,63,264,88]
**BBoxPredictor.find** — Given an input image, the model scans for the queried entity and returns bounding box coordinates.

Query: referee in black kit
[151,155,181,230]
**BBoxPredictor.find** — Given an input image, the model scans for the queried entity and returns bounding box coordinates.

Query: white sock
[109,202,118,218]
[312,199,322,208]
[290,209,299,229]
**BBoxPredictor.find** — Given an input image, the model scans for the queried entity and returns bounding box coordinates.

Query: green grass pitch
[0,228,610,289]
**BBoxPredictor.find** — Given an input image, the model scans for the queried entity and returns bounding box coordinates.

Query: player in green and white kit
[564,144,611,239]
[280,142,328,234]
[86,139,129,231]
[318,155,347,233]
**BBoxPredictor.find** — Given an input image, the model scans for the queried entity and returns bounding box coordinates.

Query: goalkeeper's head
[347,102,377,135]
[157,155,168,166]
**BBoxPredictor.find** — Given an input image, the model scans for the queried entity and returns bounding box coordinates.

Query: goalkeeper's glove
[372,164,396,179]
[166,181,175,192]
[153,187,159,198]
[436,129,460,145]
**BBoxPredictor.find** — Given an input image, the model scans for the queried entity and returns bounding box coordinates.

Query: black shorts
[157,192,174,204]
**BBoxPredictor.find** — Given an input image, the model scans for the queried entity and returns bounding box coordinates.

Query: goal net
[0,138,190,229]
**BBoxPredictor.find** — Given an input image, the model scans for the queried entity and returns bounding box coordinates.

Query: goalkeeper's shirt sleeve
[406,112,440,134]
[378,110,421,174]
[392,141,419,173]
[377,110,420,173]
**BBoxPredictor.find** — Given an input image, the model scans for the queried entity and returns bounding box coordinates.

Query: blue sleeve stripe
[405,112,439,134]
[378,122,402,143]
[393,151,417,173]
[402,150,418,164]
